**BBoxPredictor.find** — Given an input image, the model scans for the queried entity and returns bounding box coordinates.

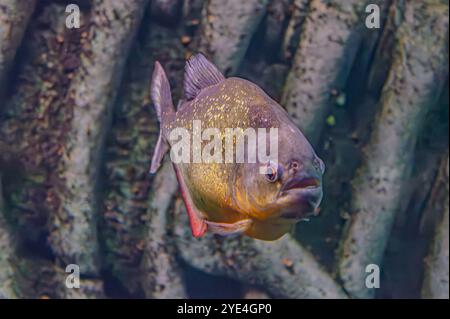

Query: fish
[149,53,325,241]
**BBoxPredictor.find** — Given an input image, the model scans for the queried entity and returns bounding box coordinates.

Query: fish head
[234,103,325,224]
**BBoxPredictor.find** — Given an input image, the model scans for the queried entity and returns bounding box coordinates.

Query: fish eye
[264,162,279,183]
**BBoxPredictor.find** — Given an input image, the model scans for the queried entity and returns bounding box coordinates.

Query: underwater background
[0,0,448,299]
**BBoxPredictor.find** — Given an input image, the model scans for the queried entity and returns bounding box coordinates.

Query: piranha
[149,53,325,241]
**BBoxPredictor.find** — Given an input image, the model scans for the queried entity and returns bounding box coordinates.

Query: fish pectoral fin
[173,164,207,238]
[205,219,252,236]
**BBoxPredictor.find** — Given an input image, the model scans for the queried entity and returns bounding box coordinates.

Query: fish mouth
[277,176,323,220]
[280,177,321,193]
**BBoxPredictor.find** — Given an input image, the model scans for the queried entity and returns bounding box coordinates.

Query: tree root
[337,1,449,299]
[0,0,36,99]
[100,6,188,296]
[142,161,186,298]
[281,0,309,61]
[47,0,149,276]
[173,202,347,299]
[263,0,291,58]
[0,174,18,298]
[0,0,448,299]
[0,1,149,296]
[422,156,449,299]
[281,0,387,145]
[199,0,269,75]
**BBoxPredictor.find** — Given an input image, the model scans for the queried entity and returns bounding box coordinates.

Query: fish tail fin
[149,61,175,174]
[150,134,169,174]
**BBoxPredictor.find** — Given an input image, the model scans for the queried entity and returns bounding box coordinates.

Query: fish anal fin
[173,164,207,237]
[205,219,252,236]
[184,53,225,101]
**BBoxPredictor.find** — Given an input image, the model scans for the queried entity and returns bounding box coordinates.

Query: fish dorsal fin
[184,53,225,100]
